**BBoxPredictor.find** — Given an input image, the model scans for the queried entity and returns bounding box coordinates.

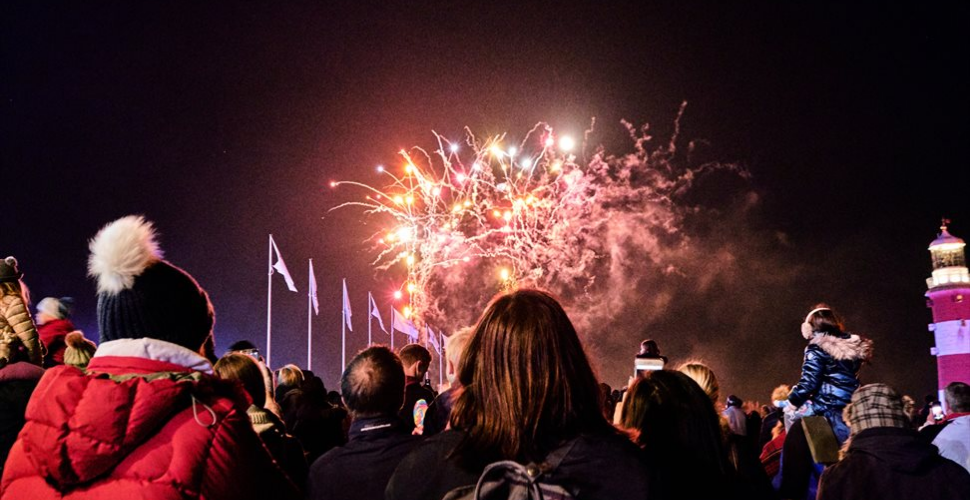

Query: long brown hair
[450,289,608,465]
[620,371,732,498]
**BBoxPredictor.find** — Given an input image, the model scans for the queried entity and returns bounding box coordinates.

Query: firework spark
[331,103,746,334]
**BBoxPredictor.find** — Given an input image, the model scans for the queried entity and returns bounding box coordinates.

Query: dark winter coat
[0,361,44,477]
[281,385,348,463]
[422,385,458,436]
[247,405,308,489]
[0,340,300,500]
[817,427,970,500]
[385,429,651,500]
[306,415,421,500]
[37,317,74,367]
[788,332,872,415]
[398,376,435,434]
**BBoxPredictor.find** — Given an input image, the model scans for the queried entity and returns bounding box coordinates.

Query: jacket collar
[89,338,213,374]
[810,332,873,361]
[349,414,404,439]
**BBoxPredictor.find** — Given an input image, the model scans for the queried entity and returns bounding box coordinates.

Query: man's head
[845,383,908,437]
[944,381,970,413]
[341,345,405,417]
[726,395,743,408]
[639,339,660,356]
[399,343,432,379]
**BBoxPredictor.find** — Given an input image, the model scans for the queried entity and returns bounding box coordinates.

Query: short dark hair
[341,346,405,417]
[227,340,258,352]
[945,381,970,413]
[806,304,845,335]
[399,343,432,372]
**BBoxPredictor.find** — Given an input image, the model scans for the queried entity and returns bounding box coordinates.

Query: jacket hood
[18,365,211,488]
[38,318,75,333]
[16,340,235,490]
[849,427,940,474]
[810,332,873,361]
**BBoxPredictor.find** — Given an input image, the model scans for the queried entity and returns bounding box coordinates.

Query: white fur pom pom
[88,215,163,294]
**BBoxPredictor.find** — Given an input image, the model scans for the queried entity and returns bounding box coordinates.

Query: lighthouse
[925,220,970,408]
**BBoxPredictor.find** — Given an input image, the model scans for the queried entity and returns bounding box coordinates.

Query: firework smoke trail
[330,103,748,339]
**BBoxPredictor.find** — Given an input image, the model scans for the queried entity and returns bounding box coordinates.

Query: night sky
[4,3,968,401]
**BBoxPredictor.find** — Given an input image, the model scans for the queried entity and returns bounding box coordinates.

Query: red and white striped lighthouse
[925,220,970,408]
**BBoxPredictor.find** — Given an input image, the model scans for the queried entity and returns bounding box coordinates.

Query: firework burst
[331,103,746,333]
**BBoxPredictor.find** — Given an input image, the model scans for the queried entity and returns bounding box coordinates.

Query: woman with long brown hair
[387,289,650,499]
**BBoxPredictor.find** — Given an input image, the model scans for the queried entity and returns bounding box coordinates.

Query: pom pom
[65,331,88,348]
[4,256,17,268]
[88,215,163,294]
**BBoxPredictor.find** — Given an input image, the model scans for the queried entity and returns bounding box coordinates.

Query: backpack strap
[539,438,579,472]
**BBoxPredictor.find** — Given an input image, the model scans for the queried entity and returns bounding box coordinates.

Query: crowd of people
[1,214,968,500]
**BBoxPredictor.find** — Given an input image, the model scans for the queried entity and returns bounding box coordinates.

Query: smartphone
[931,404,944,421]
[634,357,664,377]
[238,348,260,361]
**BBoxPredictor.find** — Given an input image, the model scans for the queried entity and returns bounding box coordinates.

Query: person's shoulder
[569,429,646,467]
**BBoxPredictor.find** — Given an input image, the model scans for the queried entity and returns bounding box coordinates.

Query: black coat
[398,377,435,434]
[788,332,871,414]
[306,415,421,500]
[385,429,652,500]
[817,427,970,500]
[0,361,44,476]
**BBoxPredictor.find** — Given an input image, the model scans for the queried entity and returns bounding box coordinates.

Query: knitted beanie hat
[845,383,908,437]
[0,256,22,283]
[63,331,97,368]
[36,297,74,320]
[87,216,215,352]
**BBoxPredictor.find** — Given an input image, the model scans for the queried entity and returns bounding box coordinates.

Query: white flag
[270,236,298,292]
[392,308,419,340]
[309,260,319,315]
[369,292,387,333]
[342,278,353,331]
[427,325,441,354]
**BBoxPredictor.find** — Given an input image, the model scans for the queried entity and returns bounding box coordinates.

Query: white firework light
[331,105,745,334]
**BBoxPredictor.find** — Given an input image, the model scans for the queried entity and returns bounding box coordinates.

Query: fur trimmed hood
[810,332,873,361]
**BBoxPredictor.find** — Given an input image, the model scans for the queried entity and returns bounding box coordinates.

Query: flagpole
[266,235,274,369]
[342,279,347,373]
[307,259,313,371]
[368,293,373,347]
[389,307,394,350]
[439,331,443,389]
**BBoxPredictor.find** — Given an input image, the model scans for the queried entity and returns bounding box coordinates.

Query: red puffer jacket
[0,341,300,500]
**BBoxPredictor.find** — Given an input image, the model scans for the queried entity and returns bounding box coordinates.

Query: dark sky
[3,2,968,400]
